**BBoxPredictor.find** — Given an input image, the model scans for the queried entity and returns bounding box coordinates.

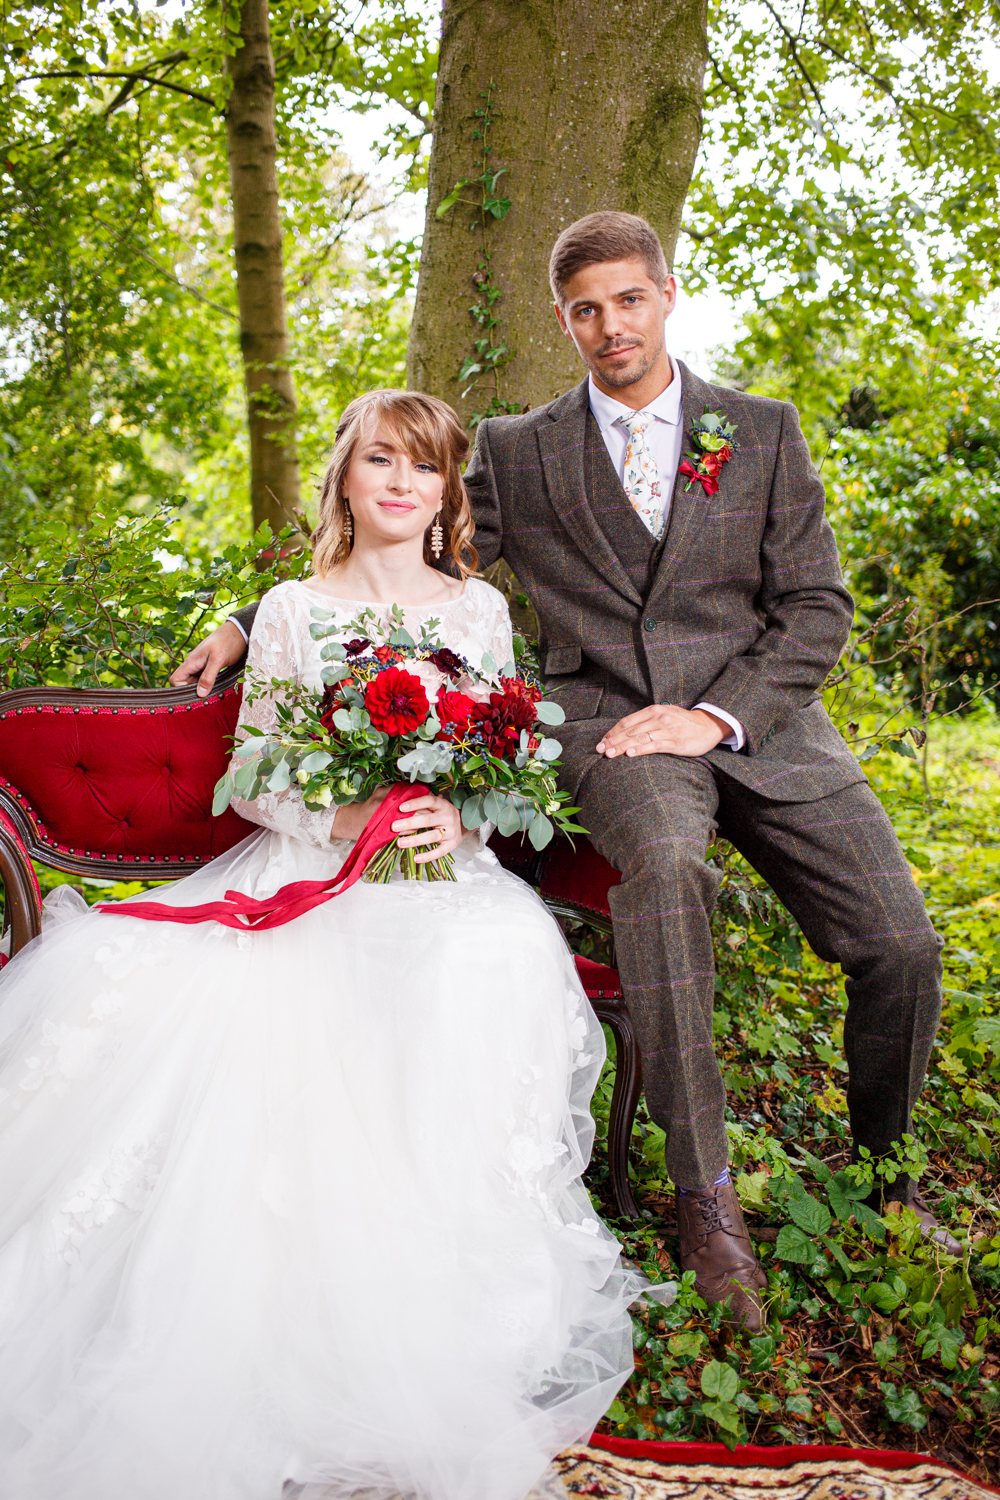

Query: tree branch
[22,70,218,111]
[758,0,827,116]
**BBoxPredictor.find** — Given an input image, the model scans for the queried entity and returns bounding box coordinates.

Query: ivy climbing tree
[407,0,708,419]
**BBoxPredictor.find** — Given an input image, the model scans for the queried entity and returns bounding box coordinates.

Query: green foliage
[435,81,522,427]
[0,0,426,552]
[0,503,308,689]
[584,714,1000,1468]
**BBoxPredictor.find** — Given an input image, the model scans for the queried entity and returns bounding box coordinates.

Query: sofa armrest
[0,807,42,962]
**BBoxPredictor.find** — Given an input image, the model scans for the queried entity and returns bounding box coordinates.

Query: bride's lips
[378,500,417,513]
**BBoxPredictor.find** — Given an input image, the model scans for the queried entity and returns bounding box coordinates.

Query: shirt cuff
[694,702,745,752]
[227,614,250,646]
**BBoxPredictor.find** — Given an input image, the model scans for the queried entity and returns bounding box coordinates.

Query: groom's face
[554,258,676,394]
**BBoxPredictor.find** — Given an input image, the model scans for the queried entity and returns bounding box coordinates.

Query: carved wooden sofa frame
[0,672,642,1220]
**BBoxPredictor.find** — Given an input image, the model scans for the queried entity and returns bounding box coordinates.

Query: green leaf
[787,1187,832,1236]
[700,1360,740,1403]
[881,1383,928,1431]
[528,811,553,850]
[668,1331,705,1359]
[534,700,566,725]
[775,1224,814,1263]
[823,1234,853,1279]
[827,1170,869,1222]
[853,1201,887,1242]
[267,760,291,793]
[298,749,333,775]
[785,1393,813,1419]
[700,1398,741,1435]
[212,774,234,817]
[749,1335,776,1371]
[461,794,486,830]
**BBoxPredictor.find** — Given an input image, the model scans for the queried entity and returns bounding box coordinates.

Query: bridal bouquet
[213,603,584,883]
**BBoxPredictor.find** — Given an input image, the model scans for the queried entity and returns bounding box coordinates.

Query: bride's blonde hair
[311,390,479,581]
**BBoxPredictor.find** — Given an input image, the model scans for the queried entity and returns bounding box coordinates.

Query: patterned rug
[528,1441,999,1500]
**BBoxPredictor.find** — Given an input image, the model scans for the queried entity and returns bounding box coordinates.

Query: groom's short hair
[549,212,669,305]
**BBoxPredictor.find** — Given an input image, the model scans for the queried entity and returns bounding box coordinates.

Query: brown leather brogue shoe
[878,1182,962,1257]
[676,1180,768,1333]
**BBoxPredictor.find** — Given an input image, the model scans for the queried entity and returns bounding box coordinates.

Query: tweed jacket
[465,363,865,803]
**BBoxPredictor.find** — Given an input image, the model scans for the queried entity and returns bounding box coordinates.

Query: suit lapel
[536,379,643,607]
[647,362,726,607]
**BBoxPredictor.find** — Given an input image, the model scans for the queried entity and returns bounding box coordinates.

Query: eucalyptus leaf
[528,812,553,850]
[267,761,291,793]
[534,700,566,725]
[535,738,562,761]
[462,794,486,829]
[299,749,333,775]
[212,774,234,817]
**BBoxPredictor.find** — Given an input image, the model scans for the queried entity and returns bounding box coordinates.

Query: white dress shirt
[587,363,745,752]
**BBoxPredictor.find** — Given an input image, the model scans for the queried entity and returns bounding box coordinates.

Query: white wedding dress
[0,578,646,1500]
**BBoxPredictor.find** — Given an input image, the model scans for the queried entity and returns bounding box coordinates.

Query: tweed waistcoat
[583,410,664,604]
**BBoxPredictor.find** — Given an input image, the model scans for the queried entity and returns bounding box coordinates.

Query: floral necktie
[619,411,665,539]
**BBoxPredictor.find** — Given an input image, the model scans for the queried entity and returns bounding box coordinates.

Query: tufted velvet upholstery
[0,687,251,867]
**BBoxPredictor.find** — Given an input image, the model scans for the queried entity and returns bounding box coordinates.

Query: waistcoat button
[643,617,657,632]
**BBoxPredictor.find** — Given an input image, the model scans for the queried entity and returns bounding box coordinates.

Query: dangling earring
[430,511,444,560]
[343,500,353,545]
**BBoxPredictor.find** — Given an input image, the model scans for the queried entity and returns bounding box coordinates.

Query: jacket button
[643,617,657,632]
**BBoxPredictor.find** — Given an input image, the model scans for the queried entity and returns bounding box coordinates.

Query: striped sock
[678,1167,731,1194]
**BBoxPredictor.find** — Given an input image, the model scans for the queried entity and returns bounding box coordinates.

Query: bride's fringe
[311,390,480,582]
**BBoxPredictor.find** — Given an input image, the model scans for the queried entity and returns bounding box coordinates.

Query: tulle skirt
[0,829,646,1500]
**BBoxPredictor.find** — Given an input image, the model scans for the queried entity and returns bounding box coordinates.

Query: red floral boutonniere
[679,411,739,496]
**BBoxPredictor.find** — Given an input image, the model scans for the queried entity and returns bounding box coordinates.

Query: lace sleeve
[229,587,339,850]
[485,587,515,671]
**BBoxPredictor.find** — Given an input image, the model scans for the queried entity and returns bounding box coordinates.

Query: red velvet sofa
[0,671,642,1218]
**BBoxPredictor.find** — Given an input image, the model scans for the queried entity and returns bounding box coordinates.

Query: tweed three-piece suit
[465,363,943,1189]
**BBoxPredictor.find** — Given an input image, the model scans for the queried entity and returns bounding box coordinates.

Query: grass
[578,711,1000,1482]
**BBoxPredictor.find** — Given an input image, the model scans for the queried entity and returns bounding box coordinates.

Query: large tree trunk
[408,0,707,420]
[225,0,300,539]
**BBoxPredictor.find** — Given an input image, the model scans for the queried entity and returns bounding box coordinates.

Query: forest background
[2,0,1000,1479]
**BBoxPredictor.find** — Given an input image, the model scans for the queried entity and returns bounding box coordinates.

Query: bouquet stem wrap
[95,784,415,932]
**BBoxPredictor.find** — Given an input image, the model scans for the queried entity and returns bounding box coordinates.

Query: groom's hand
[595,705,729,759]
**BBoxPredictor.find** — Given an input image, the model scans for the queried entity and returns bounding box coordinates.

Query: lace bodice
[230,578,515,848]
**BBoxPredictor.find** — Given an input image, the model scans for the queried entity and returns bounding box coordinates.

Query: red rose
[364,667,429,736]
[437,687,477,737]
[471,687,537,756]
[374,644,402,663]
[701,445,732,479]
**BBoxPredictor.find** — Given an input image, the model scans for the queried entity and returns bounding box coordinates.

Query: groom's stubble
[590,334,660,390]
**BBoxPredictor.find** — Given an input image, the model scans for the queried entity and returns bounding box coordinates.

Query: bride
[0,389,653,1500]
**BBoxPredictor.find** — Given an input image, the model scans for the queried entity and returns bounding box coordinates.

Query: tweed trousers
[562,732,944,1189]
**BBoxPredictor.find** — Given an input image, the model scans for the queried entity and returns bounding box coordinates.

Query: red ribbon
[679,460,719,496]
[95,783,415,932]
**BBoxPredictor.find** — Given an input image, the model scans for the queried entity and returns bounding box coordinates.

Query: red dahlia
[364,667,429,736]
[471,688,537,756]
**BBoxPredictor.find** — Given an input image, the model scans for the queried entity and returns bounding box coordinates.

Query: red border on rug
[590,1434,1000,1492]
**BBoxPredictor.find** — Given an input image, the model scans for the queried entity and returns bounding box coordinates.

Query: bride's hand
[391,793,464,865]
[329,786,392,842]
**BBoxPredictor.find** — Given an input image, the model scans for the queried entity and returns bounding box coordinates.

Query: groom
[173,211,954,1330]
